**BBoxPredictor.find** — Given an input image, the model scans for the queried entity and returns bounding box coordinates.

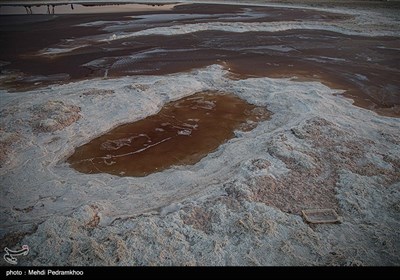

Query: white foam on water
[99,20,399,44]
[38,45,89,56]
[76,20,121,27]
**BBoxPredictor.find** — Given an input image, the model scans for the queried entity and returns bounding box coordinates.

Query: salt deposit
[0,1,399,266]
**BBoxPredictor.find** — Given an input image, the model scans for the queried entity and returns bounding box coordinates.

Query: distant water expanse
[1,2,398,116]
[0,2,176,15]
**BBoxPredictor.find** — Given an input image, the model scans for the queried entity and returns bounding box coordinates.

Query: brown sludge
[67,91,270,177]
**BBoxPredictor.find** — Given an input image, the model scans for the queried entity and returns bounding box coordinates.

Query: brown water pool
[67,91,270,177]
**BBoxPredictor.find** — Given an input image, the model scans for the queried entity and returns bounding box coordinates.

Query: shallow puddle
[67,92,270,177]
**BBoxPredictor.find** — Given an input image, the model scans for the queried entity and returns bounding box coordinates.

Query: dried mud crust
[0,100,80,167]
[14,114,399,266]
[30,100,81,133]
[80,88,115,96]
[225,117,399,215]
[0,226,37,253]
[17,180,399,265]
[0,129,21,168]
[0,105,24,167]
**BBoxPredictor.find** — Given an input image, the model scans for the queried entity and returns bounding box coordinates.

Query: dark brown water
[0,3,175,15]
[0,3,398,116]
[67,92,270,177]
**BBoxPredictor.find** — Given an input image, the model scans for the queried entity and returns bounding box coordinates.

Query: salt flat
[0,1,399,265]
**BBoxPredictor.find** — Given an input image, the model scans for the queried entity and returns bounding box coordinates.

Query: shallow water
[0,3,398,116]
[67,91,270,177]
[0,3,176,15]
